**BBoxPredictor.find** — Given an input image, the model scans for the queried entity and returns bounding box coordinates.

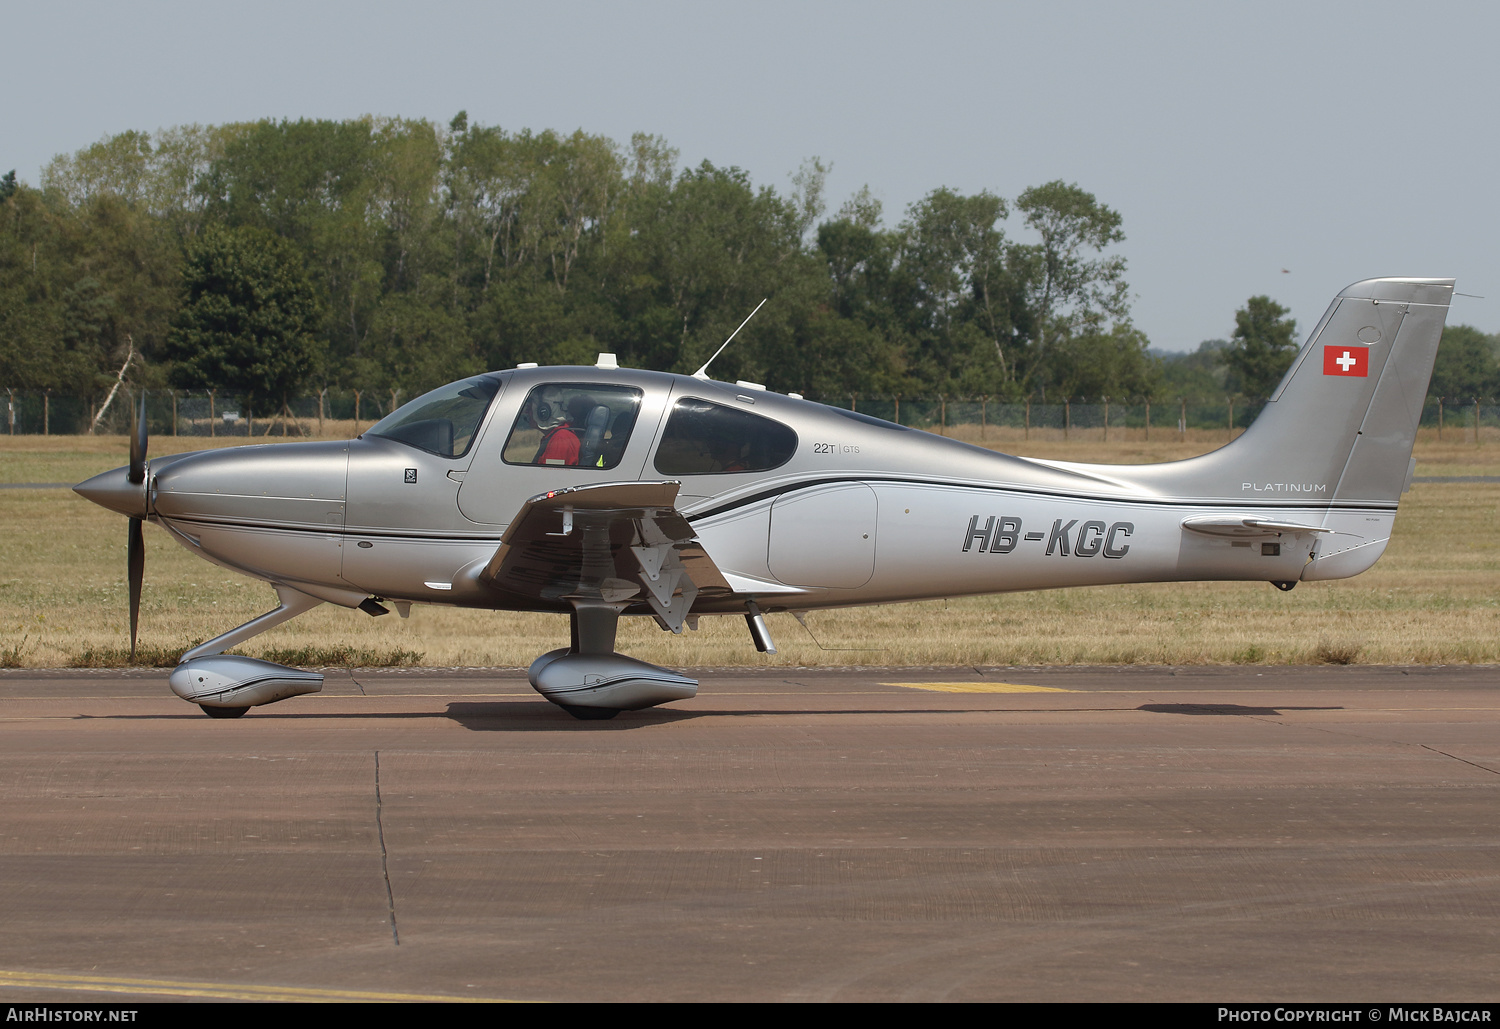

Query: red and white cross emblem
[1323,345,1369,377]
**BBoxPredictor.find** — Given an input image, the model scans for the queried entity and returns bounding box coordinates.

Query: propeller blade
[124,394,149,660]
[128,516,144,661]
[128,391,147,485]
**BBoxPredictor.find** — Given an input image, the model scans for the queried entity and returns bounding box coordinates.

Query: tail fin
[1144,277,1454,504]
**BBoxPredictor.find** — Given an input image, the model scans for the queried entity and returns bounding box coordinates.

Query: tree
[355,279,481,396]
[1034,323,1159,400]
[203,119,385,381]
[1011,181,1129,391]
[1430,325,1499,400]
[164,227,321,405]
[788,157,830,241]
[617,160,804,377]
[896,187,1013,392]
[1224,296,1297,397]
[1154,339,1230,399]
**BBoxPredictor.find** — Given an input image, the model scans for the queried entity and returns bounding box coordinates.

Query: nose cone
[74,466,148,518]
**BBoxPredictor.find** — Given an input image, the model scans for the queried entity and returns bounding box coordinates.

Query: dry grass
[0,430,1495,668]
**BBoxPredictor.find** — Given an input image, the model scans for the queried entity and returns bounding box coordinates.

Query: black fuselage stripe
[159,476,1396,540]
[160,515,504,543]
[682,476,1397,522]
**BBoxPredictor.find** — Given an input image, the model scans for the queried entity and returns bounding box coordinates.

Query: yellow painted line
[0,969,518,1003]
[884,681,1076,694]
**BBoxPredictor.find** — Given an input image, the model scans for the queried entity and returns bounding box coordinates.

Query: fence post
[171,390,178,436]
[895,395,900,426]
[1438,397,1444,440]
[939,395,946,436]
[1064,399,1070,440]
[318,388,327,436]
[208,391,216,437]
[1025,398,1030,441]
[1145,399,1150,441]
[980,395,986,442]
[1179,397,1186,440]
[1103,397,1109,442]
[1227,396,1234,440]
[850,393,856,413]
[1477,398,1481,446]
[6,389,12,435]
[43,390,49,436]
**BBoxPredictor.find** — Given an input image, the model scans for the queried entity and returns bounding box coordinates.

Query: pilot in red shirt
[534,395,592,466]
[538,421,580,465]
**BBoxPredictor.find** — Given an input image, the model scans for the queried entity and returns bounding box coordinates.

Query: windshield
[366,374,503,458]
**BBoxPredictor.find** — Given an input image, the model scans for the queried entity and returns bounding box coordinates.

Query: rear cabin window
[653,398,798,475]
[502,384,644,469]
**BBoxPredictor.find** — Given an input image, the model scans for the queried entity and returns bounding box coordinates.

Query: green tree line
[3,116,1496,408]
[1157,296,1499,402]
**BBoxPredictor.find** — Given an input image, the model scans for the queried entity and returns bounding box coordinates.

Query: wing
[479,480,733,632]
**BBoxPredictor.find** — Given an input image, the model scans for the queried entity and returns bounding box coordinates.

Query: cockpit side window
[653,398,798,475]
[365,374,502,458]
[502,384,644,469]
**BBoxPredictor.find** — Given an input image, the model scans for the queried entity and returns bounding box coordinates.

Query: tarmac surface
[0,664,1497,1003]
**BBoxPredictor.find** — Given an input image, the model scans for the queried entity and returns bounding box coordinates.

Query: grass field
[1,428,1495,669]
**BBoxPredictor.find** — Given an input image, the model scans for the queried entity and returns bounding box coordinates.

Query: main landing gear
[527,600,699,720]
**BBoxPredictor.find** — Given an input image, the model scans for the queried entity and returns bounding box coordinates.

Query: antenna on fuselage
[692,298,767,381]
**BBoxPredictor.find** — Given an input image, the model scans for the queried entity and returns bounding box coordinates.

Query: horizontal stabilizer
[1181,515,1333,538]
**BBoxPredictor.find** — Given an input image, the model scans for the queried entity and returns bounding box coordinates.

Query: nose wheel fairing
[170,655,324,710]
[165,584,329,715]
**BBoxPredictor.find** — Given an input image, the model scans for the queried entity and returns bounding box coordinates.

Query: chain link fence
[823,395,1500,444]
[0,388,411,438]
[3,388,1499,443]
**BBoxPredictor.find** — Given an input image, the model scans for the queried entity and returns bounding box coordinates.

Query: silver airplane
[75,276,1453,719]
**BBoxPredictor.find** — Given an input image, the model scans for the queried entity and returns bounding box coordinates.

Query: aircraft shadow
[445,701,695,730]
[442,702,1155,730]
[71,701,1342,727]
[1138,703,1345,716]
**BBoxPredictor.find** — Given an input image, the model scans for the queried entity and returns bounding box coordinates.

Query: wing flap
[481,481,732,629]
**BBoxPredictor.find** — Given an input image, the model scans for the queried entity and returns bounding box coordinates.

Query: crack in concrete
[374,750,399,945]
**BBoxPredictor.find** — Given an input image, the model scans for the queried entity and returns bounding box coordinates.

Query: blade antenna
[692,298,767,380]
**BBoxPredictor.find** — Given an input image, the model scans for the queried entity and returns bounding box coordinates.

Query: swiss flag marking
[1323,345,1369,377]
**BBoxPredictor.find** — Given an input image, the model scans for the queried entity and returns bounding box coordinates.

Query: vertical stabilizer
[1134,277,1454,505]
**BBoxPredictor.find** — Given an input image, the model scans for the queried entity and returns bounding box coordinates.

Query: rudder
[1136,277,1454,505]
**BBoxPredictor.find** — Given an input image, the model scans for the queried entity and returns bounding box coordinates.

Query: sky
[4,0,1496,351]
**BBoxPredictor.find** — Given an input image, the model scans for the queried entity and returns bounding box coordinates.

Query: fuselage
[114,365,1393,619]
